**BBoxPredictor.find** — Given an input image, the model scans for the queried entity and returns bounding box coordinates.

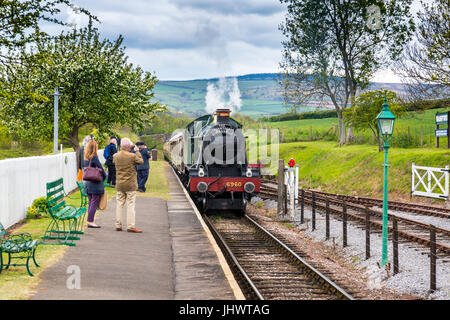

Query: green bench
[41,178,87,246]
[64,181,88,209]
[0,222,39,276]
[75,181,88,208]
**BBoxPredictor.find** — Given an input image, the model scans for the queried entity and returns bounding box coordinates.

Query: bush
[27,197,49,219]
[404,98,450,111]
[259,109,338,122]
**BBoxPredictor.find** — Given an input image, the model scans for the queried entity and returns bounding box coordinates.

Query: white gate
[411,163,449,199]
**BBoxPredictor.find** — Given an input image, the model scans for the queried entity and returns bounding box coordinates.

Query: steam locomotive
[164,109,260,213]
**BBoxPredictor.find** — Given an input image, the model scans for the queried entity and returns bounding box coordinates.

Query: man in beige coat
[113,137,144,233]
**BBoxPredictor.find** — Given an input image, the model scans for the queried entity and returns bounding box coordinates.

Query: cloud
[126,42,282,80]
[41,0,415,82]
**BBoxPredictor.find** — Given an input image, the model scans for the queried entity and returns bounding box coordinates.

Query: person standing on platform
[113,138,144,233]
[78,135,93,181]
[104,137,118,187]
[83,140,107,228]
[135,142,152,192]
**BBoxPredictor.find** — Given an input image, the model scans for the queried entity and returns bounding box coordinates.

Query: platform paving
[32,168,237,300]
[166,167,236,300]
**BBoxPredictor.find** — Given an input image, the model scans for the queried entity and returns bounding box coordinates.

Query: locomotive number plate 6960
[226,181,242,188]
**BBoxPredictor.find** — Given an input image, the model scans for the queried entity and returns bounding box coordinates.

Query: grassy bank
[272,141,450,202]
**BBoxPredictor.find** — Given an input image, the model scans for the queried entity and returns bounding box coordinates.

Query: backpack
[103,144,110,160]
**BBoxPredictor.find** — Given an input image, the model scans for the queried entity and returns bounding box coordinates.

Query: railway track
[203,213,354,300]
[261,179,450,219]
[258,184,450,257]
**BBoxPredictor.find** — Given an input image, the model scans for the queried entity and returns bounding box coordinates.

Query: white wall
[0,149,107,228]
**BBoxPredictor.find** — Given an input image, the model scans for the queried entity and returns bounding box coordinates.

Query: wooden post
[284,183,288,216]
[343,202,347,247]
[430,224,437,291]
[309,126,313,140]
[282,127,286,143]
[300,189,304,224]
[326,198,330,240]
[408,126,411,145]
[393,216,399,274]
[421,125,424,147]
[365,208,370,260]
[312,191,316,231]
[448,111,450,149]
[277,159,284,215]
[436,124,439,148]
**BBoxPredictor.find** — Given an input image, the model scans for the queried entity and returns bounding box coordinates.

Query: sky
[46,0,428,82]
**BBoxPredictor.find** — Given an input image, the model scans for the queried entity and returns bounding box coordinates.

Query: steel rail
[204,213,353,300]
[261,178,450,217]
[258,188,450,255]
[245,214,354,300]
[260,184,450,237]
[203,215,264,300]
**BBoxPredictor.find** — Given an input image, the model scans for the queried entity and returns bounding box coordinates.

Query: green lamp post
[376,97,396,267]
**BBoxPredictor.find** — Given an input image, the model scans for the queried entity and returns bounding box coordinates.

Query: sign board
[436,129,448,137]
[436,112,448,125]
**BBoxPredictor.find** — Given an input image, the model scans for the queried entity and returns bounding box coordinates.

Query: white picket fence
[0,149,106,229]
[411,163,449,200]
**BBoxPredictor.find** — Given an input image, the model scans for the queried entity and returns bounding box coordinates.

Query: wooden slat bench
[41,178,87,246]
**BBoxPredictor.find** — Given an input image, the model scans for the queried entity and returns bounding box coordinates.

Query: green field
[255,107,449,148]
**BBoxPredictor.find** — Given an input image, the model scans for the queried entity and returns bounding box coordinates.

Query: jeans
[137,169,149,192]
[107,165,116,185]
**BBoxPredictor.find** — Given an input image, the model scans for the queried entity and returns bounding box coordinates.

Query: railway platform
[32,167,241,300]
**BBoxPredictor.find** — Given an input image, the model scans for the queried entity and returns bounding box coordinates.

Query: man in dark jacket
[105,137,118,187]
[135,142,151,192]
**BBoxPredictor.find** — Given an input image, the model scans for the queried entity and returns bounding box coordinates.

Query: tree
[343,89,404,151]
[278,72,316,114]
[279,0,414,145]
[0,1,95,103]
[0,0,93,63]
[395,0,449,100]
[0,22,165,155]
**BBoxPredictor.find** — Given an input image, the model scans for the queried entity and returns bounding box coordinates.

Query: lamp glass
[378,118,394,136]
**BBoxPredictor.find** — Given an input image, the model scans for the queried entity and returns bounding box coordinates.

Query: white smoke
[205,77,242,114]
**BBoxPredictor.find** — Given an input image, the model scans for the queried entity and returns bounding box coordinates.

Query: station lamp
[376,96,396,268]
[376,97,396,140]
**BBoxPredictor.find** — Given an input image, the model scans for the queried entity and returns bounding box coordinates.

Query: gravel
[386,208,450,231]
[251,196,450,300]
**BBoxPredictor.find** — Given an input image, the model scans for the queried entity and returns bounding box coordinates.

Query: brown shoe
[127,228,142,233]
[116,227,122,231]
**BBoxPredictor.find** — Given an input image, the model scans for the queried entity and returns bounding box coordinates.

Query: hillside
[153,73,410,118]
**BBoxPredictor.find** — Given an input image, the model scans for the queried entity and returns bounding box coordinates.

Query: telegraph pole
[52,87,62,154]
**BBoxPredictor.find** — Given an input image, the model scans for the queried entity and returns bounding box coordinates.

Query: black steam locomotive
[164,109,260,213]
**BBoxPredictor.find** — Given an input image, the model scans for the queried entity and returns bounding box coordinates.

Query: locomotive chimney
[215,108,231,124]
[216,109,231,117]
